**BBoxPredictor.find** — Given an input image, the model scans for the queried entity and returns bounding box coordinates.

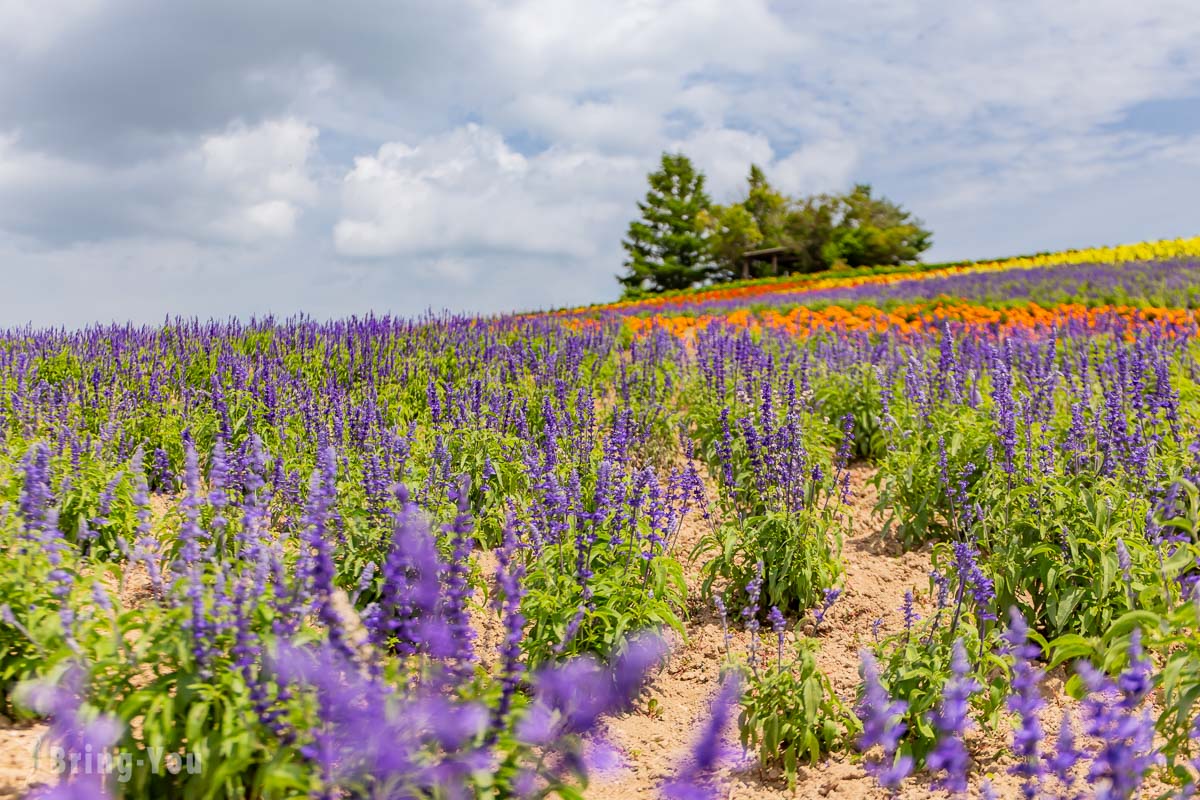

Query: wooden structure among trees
[740,246,801,279]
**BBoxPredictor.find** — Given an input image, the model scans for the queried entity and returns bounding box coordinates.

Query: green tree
[618,153,714,296]
[743,164,788,247]
[779,193,841,273]
[698,203,763,282]
[828,184,932,267]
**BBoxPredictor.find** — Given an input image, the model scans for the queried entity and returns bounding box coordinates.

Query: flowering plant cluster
[5,245,1200,799]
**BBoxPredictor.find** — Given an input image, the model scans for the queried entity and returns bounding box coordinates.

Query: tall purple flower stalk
[490,516,527,740]
[767,606,786,666]
[858,649,912,792]
[743,561,764,675]
[1076,629,1161,799]
[301,447,352,659]
[367,484,452,659]
[1004,609,1045,799]
[1047,709,1081,799]
[22,664,122,800]
[176,443,213,673]
[441,475,477,675]
[925,639,980,795]
[659,673,742,800]
[128,448,164,597]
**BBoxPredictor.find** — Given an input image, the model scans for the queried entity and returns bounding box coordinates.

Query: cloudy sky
[1,1,1198,326]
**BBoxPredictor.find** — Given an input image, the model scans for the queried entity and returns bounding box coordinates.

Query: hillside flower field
[6,237,1200,799]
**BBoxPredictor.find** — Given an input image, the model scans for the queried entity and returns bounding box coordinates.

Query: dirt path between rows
[591,464,940,799]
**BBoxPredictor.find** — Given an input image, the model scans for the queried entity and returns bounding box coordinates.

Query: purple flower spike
[1003,609,1045,799]
[814,587,842,632]
[858,649,912,792]
[659,673,742,800]
[926,639,980,796]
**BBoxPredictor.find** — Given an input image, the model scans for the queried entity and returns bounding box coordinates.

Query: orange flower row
[608,302,1200,340]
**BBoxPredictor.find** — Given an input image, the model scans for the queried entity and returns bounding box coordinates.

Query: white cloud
[195,118,318,241]
[2,1,1200,323]
[0,0,105,56]
[773,141,860,197]
[334,123,639,259]
[670,128,775,200]
[0,117,318,245]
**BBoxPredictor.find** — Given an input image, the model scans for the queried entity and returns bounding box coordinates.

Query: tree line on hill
[618,152,933,297]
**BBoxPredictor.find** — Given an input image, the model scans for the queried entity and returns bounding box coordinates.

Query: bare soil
[588,464,1097,800]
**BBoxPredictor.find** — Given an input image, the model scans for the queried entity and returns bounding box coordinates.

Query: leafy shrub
[738,638,858,786]
[697,508,841,616]
[873,408,992,548]
[521,529,686,665]
[813,364,887,460]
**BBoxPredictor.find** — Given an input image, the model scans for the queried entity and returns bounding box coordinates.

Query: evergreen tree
[618,153,714,296]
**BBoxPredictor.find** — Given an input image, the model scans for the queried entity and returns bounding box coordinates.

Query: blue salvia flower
[350,561,376,606]
[128,447,164,597]
[1003,609,1045,799]
[901,591,918,639]
[369,484,451,658]
[927,569,952,635]
[1115,628,1151,710]
[659,673,742,800]
[88,470,123,540]
[1184,715,1200,798]
[489,517,526,742]
[301,447,352,660]
[767,606,786,666]
[1047,709,1081,799]
[1115,537,1134,608]
[519,632,666,748]
[555,605,587,656]
[272,641,489,798]
[926,639,980,796]
[857,649,912,792]
[21,663,122,800]
[18,442,54,536]
[743,561,764,674]
[441,475,477,674]
[814,587,841,633]
[951,539,996,634]
[835,412,855,467]
[1075,630,1162,800]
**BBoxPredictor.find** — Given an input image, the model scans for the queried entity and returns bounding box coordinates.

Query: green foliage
[874,409,993,548]
[980,476,1175,641]
[738,639,858,788]
[521,528,686,666]
[778,193,843,274]
[871,610,1009,762]
[621,158,933,295]
[696,509,842,616]
[698,203,763,282]
[619,152,715,295]
[813,365,887,460]
[743,164,789,246]
[828,184,932,268]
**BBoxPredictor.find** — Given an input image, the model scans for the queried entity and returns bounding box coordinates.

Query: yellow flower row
[559,236,1200,316]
